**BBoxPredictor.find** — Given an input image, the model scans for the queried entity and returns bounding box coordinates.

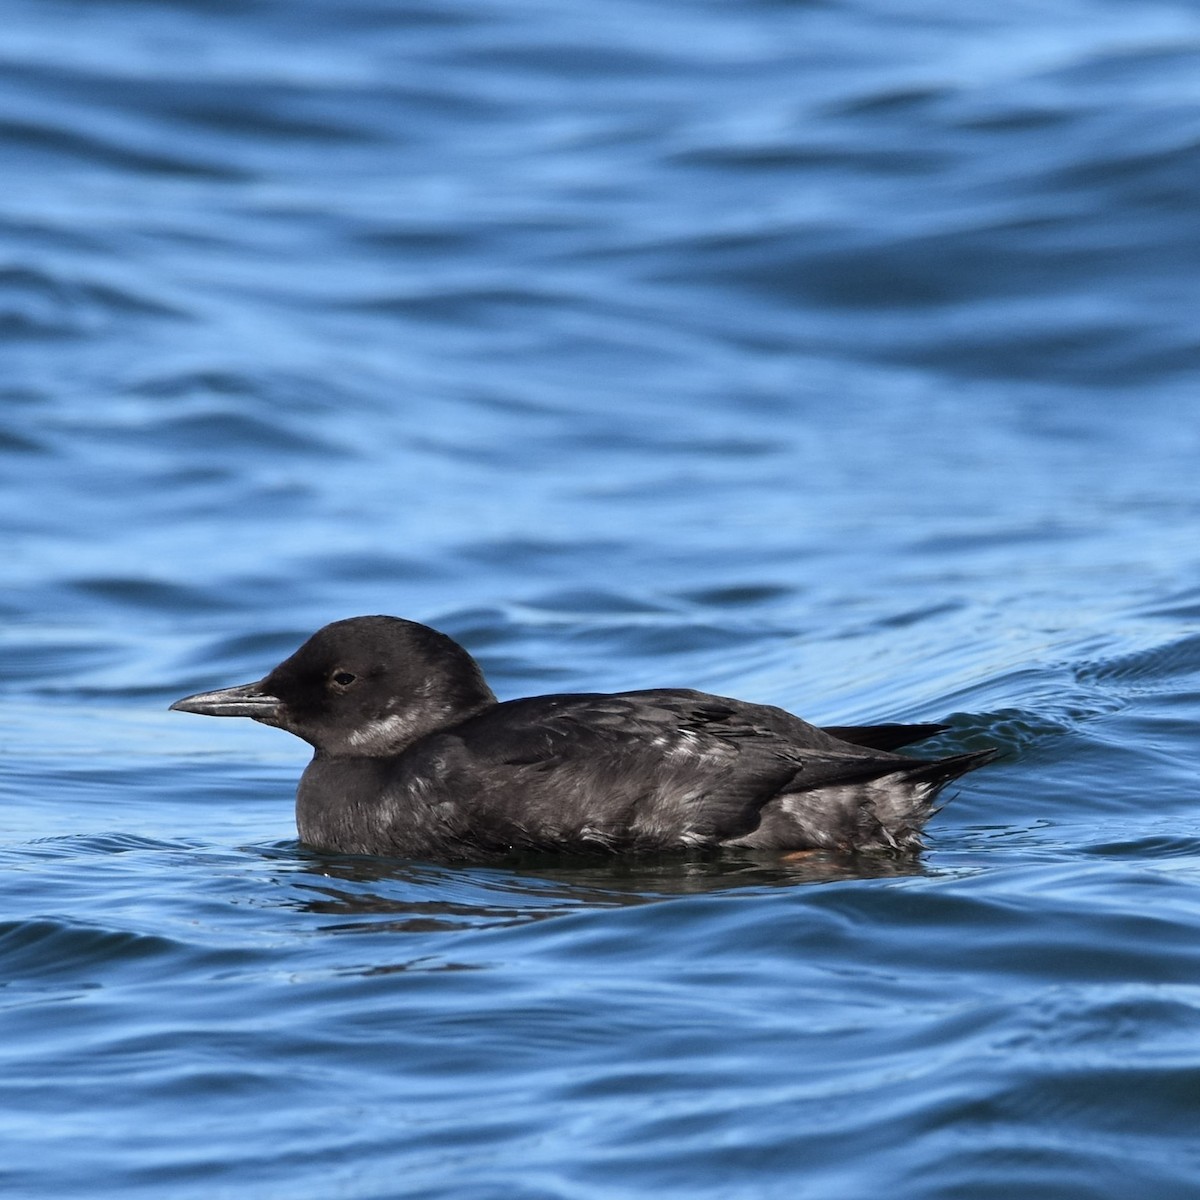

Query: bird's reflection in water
[262,844,929,936]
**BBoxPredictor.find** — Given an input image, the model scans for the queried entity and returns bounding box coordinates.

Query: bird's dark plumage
[170,615,997,861]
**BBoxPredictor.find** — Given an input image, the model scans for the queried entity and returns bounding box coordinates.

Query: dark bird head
[170,616,497,756]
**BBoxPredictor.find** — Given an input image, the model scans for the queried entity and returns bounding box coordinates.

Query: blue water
[4,0,1200,1195]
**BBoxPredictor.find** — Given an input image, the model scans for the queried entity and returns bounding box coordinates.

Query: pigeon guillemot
[170,615,996,861]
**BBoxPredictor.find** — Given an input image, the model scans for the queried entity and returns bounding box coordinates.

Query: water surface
[4,1,1200,1196]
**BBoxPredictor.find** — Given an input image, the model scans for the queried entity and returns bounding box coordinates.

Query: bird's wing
[398,691,913,854]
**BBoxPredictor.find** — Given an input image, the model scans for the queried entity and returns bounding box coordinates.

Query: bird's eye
[331,671,357,688]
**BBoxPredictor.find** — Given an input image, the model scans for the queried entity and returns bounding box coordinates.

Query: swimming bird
[170,615,996,861]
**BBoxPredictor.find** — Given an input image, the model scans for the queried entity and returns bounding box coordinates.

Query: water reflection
[267,845,930,934]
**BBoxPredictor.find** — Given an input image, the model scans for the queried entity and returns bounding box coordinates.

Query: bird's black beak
[169,680,282,721]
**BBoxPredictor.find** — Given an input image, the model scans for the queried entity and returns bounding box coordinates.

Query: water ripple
[4,0,1200,1195]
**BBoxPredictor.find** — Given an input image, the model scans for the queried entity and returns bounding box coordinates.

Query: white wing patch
[649,727,721,762]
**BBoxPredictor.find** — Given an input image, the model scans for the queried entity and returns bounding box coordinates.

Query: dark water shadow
[256,843,929,935]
